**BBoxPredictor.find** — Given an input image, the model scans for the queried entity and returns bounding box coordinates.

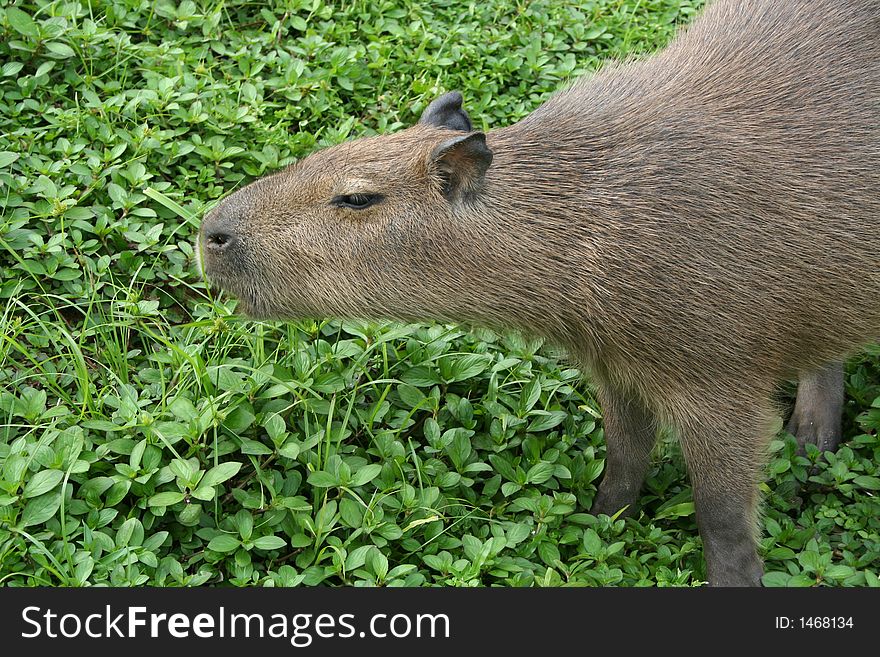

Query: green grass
[1,0,878,587]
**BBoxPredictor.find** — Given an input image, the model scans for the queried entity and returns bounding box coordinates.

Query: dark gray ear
[430,132,492,200]
[418,91,472,132]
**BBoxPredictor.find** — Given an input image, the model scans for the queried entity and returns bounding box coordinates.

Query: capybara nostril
[204,227,237,255]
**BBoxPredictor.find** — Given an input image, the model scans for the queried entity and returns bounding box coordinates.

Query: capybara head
[198,92,494,322]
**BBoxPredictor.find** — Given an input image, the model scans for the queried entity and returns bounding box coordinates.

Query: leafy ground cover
[1,0,877,587]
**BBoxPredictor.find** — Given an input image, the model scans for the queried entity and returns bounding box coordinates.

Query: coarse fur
[199,0,880,586]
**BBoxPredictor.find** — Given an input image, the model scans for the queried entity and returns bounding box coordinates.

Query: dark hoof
[786,412,842,455]
[787,363,844,456]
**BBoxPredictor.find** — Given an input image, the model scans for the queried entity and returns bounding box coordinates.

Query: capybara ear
[429,132,493,201]
[418,91,473,132]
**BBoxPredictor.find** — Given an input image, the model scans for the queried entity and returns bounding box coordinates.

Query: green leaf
[488,455,519,482]
[397,384,425,409]
[0,152,19,168]
[446,429,473,470]
[853,475,880,490]
[525,461,555,485]
[252,535,287,550]
[263,413,286,443]
[765,546,796,561]
[20,491,61,527]
[7,7,39,39]
[422,553,452,572]
[553,464,572,479]
[349,464,382,487]
[74,556,95,586]
[191,486,216,501]
[148,492,185,507]
[274,496,311,512]
[420,416,439,441]
[400,365,442,387]
[223,406,255,433]
[18,387,47,420]
[143,532,169,552]
[519,379,542,414]
[339,497,364,527]
[201,461,242,488]
[169,458,196,482]
[1,62,23,77]
[537,541,561,567]
[527,410,567,432]
[45,42,75,58]
[654,502,695,520]
[824,564,855,580]
[240,439,273,455]
[761,571,791,587]
[80,420,124,432]
[582,528,602,555]
[345,545,373,572]
[20,492,62,527]
[307,470,339,487]
[798,550,821,573]
[289,533,313,548]
[116,518,141,547]
[315,500,338,534]
[369,548,389,581]
[505,523,531,547]
[207,535,242,553]
[445,354,489,382]
[501,482,522,496]
[22,469,64,498]
[788,574,817,587]
[583,459,604,484]
[34,61,55,78]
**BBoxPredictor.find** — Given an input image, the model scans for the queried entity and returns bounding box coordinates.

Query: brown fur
[199,0,880,586]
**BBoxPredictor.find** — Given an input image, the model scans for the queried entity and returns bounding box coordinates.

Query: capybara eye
[331,193,383,210]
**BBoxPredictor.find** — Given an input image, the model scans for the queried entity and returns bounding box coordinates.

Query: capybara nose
[203,224,237,255]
